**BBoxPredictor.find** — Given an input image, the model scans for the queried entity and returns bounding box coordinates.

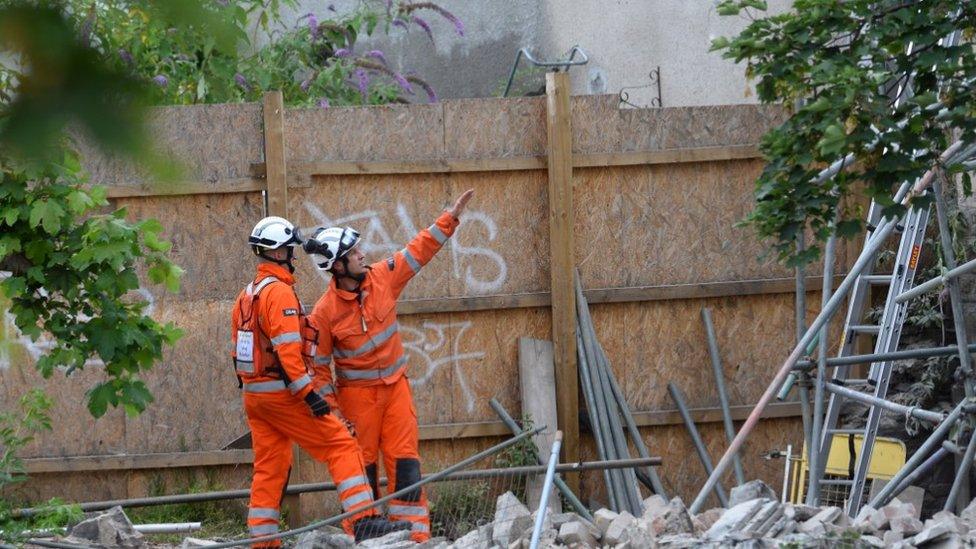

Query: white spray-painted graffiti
[401,320,484,413]
[303,203,508,294]
[0,287,155,372]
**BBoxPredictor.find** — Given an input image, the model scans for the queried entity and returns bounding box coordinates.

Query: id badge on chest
[236,330,255,362]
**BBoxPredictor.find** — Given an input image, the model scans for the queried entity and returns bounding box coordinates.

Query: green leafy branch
[712,0,976,265]
[0,144,183,418]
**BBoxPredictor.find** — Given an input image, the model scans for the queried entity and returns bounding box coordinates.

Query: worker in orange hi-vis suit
[303,189,475,543]
[231,216,412,547]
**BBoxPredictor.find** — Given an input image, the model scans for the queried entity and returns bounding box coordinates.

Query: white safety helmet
[302,226,361,271]
[248,216,302,253]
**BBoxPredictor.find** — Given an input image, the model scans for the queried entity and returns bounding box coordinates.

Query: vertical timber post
[545,71,580,490]
[262,91,288,217]
[262,90,301,525]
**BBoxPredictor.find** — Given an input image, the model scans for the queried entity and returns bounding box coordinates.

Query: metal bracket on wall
[503,45,589,97]
[619,66,662,108]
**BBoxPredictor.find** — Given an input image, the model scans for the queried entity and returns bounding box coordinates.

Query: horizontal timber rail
[21,402,798,475]
[104,145,760,198]
[14,457,661,518]
[397,275,844,315]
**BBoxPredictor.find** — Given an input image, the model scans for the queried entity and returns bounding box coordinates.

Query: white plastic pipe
[529,431,563,549]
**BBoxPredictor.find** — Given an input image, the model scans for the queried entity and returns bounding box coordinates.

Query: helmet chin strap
[258,247,296,273]
[333,256,367,286]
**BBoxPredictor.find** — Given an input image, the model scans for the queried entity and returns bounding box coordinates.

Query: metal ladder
[812,189,932,515]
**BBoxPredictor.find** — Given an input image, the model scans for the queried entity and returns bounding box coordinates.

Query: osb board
[590,293,845,412]
[122,299,246,454]
[111,192,264,303]
[7,465,252,510]
[573,419,801,509]
[575,161,833,288]
[76,103,264,190]
[3,471,130,507]
[442,97,547,159]
[0,359,127,458]
[285,103,446,162]
[571,96,785,154]
[288,169,550,303]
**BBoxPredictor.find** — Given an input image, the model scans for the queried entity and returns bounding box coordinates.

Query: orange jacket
[231,263,314,399]
[309,212,459,391]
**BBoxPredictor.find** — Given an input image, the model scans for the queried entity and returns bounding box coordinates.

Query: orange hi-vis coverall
[308,211,459,542]
[231,263,378,547]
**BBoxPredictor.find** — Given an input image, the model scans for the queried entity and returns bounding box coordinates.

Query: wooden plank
[632,402,802,427]
[396,275,844,316]
[573,145,761,168]
[20,404,800,474]
[262,91,288,217]
[518,337,562,513]
[22,449,255,474]
[246,145,761,179]
[104,178,265,198]
[545,71,580,481]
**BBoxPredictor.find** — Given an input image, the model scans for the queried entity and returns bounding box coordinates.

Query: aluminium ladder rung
[861,275,892,285]
[827,428,866,435]
[820,479,854,486]
[848,325,881,335]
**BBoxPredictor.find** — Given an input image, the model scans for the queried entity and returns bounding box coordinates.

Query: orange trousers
[244,390,377,547]
[337,376,430,542]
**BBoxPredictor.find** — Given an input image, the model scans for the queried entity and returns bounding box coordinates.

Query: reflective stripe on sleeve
[401,248,422,273]
[287,374,312,394]
[428,224,448,244]
[270,332,301,346]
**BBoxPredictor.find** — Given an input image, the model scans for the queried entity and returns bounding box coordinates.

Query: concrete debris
[492,491,533,548]
[729,479,777,507]
[357,529,413,548]
[293,526,355,549]
[86,489,976,549]
[68,505,145,548]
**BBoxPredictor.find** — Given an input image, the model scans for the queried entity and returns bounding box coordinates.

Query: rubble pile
[50,481,976,548]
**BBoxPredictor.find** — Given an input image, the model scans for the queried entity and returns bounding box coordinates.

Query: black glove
[304,391,330,417]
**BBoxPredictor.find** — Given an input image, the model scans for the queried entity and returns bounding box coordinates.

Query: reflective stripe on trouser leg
[244,394,292,549]
[388,497,430,542]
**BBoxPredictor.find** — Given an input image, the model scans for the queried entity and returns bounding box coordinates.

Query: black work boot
[352,516,413,542]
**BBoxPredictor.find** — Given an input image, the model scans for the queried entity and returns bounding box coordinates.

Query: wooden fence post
[545,71,580,488]
[262,91,288,217]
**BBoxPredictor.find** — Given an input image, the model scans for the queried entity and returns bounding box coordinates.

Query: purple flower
[392,72,413,94]
[392,18,409,31]
[307,13,319,37]
[234,73,250,91]
[152,74,169,88]
[118,48,134,66]
[411,15,433,42]
[385,0,393,17]
[354,68,370,101]
[366,50,388,66]
[417,79,437,103]
[300,78,312,92]
[429,5,464,36]
[318,98,330,109]
[334,48,352,58]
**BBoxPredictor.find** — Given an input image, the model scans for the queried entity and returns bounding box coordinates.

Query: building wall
[280,0,793,106]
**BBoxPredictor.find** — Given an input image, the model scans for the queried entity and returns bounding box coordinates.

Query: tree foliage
[0,1,462,419]
[712,1,976,265]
